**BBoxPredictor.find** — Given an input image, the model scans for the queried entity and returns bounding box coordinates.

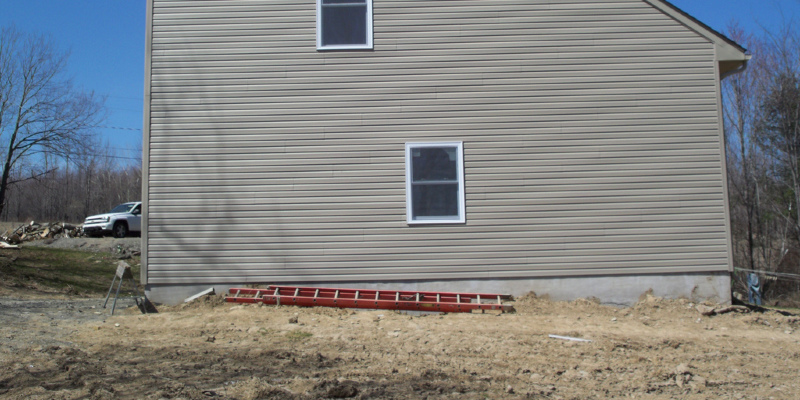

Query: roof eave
[643,0,749,63]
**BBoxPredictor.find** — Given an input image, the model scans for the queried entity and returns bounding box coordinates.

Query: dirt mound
[0,293,798,399]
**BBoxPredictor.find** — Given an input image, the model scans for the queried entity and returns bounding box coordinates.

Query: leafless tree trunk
[0,25,104,217]
[724,25,762,271]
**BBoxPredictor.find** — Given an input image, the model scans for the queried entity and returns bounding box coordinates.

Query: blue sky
[0,1,146,163]
[670,0,800,38]
[1,0,798,164]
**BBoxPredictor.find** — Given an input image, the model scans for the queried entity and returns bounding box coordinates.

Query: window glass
[412,184,459,219]
[110,203,135,213]
[406,143,465,224]
[412,147,457,181]
[318,0,372,49]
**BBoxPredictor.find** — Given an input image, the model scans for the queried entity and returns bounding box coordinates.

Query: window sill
[317,44,373,51]
[407,219,466,225]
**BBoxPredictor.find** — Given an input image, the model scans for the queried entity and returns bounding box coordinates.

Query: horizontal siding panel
[147,237,727,252]
[145,217,726,234]
[150,56,713,73]
[147,134,722,149]
[148,99,716,118]
[146,197,722,211]
[148,140,722,157]
[142,252,726,270]
[145,210,727,225]
[148,161,723,180]
[149,232,729,249]
[145,258,727,275]
[146,248,729,265]
[145,266,729,284]
[146,0,732,285]
[149,96,718,114]
[150,50,717,68]
[148,154,724,171]
[147,226,727,242]
[147,174,725,191]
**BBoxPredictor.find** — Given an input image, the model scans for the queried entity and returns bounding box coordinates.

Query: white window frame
[316,0,373,50]
[405,142,466,225]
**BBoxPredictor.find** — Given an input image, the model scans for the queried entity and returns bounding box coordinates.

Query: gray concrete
[146,272,731,307]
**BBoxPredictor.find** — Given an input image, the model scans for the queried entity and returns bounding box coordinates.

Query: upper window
[405,142,466,224]
[317,0,373,50]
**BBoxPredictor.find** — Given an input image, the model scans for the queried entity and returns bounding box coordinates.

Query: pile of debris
[2,221,83,245]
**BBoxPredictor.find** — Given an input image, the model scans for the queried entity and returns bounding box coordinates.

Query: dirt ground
[0,289,798,400]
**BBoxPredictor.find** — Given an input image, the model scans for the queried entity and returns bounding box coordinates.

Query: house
[142,0,749,305]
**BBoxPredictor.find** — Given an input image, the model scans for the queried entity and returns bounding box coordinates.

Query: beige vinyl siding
[145,0,732,284]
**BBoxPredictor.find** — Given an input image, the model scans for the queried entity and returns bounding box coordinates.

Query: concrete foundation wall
[146,272,731,307]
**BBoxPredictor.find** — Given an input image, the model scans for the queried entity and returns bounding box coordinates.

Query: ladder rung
[224,286,515,314]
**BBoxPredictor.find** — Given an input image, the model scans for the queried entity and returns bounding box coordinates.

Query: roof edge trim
[643,0,749,62]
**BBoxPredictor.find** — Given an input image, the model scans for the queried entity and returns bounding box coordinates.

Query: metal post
[103,275,118,309]
[111,278,124,315]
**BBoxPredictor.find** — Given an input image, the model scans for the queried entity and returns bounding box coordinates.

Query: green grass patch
[285,330,313,341]
[0,247,141,297]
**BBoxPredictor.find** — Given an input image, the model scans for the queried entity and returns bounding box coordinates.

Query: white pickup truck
[82,202,142,238]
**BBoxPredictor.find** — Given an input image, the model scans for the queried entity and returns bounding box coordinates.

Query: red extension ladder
[226,285,514,313]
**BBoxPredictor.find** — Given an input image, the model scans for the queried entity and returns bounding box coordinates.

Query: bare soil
[1,288,798,399]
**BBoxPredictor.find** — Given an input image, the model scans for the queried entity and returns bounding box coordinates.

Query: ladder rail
[225,285,514,313]
[267,285,513,300]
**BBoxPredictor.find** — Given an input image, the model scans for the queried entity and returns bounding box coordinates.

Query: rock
[675,363,690,375]
[319,380,359,398]
[506,385,515,394]
[288,316,298,324]
[690,375,707,389]
[696,305,715,316]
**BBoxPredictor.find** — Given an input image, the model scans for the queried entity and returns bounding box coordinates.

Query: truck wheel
[113,222,129,238]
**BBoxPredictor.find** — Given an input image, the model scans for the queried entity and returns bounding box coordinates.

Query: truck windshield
[109,204,135,213]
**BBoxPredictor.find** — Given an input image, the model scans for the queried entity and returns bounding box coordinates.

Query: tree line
[0,141,141,223]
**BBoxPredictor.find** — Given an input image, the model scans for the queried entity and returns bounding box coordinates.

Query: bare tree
[724,24,763,271]
[753,22,800,239]
[720,16,800,303]
[0,25,104,216]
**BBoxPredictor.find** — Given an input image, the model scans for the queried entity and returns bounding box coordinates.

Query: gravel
[20,236,142,254]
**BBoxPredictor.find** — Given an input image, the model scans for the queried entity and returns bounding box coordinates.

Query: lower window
[405,142,465,224]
